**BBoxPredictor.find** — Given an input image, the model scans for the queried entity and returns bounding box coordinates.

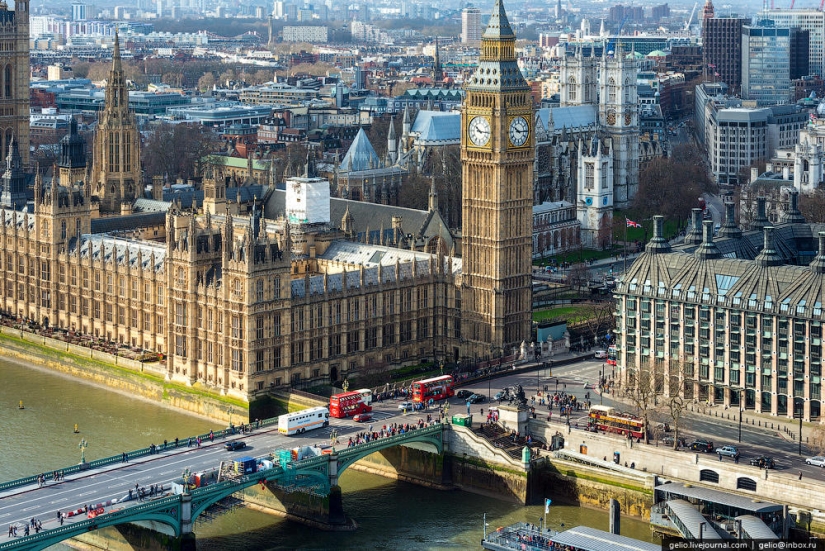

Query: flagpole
[623,219,627,275]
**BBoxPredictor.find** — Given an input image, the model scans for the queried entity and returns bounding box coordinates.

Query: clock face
[606,111,616,125]
[468,116,491,147]
[509,116,529,147]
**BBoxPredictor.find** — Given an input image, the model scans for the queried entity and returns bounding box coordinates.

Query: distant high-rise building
[702,2,748,95]
[741,20,792,105]
[71,2,87,21]
[651,3,670,21]
[273,1,285,17]
[461,7,482,44]
[767,9,825,78]
[790,28,811,80]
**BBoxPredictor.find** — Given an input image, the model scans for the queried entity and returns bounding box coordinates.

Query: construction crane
[685,1,698,31]
[820,0,824,12]
[790,0,795,8]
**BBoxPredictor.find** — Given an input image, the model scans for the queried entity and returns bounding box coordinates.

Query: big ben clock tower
[461,0,534,358]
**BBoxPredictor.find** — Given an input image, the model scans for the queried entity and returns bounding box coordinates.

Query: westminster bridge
[0,420,450,551]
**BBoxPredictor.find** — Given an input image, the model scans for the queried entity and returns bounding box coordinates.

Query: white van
[594,350,608,359]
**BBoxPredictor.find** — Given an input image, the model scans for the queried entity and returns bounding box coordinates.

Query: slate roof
[536,105,598,133]
[290,242,460,299]
[69,234,166,273]
[410,111,460,144]
[264,188,443,243]
[618,222,825,320]
[90,212,166,234]
[339,128,380,172]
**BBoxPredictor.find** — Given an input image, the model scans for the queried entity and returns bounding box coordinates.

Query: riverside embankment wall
[0,326,242,424]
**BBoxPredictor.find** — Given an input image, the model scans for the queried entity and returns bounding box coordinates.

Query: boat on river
[481,523,659,551]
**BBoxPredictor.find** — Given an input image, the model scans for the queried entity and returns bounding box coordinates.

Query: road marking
[77,492,96,497]
[22,506,39,512]
[49,498,69,504]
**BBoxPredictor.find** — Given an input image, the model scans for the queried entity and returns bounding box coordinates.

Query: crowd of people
[340,416,441,448]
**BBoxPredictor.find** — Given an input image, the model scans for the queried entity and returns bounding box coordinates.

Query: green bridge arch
[0,424,446,551]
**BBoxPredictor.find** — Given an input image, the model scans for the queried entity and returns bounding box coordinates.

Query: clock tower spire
[461,0,534,357]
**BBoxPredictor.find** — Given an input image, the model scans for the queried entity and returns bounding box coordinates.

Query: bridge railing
[0,416,281,493]
[337,422,443,460]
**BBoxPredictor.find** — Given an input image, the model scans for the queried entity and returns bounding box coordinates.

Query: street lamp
[738,390,743,443]
[796,399,803,456]
[78,438,88,465]
[600,364,604,405]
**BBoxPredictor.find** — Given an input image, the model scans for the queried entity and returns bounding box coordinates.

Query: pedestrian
[59,515,63,526]
[799,471,803,480]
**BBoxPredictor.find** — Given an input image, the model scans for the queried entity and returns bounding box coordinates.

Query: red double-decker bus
[411,375,454,403]
[606,345,617,367]
[329,391,372,418]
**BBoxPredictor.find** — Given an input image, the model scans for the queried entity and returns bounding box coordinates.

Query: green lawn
[533,306,589,324]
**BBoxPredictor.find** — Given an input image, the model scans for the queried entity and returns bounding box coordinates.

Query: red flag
[626,218,642,228]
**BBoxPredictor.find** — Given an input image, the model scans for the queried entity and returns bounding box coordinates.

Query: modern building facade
[460,0,534,357]
[702,8,748,95]
[282,26,328,43]
[767,9,825,80]
[461,7,482,44]
[741,21,791,106]
[614,207,823,422]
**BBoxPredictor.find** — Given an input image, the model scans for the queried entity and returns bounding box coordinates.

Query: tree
[799,189,825,223]
[141,123,221,182]
[622,359,663,445]
[197,73,216,93]
[665,363,693,450]
[398,171,431,210]
[580,300,616,346]
[810,424,825,455]
[633,143,716,225]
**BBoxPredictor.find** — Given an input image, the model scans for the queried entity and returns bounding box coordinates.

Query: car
[456,389,474,400]
[749,456,776,469]
[224,440,246,451]
[353,413,373,423]
[689,439,714,452]
[397,401,414,411]
[715,445,739,458]
[805,456,825,467]
[467,393,486,404]
[594,350,608,359]
[662,436,687,447]
[493,391,506,401]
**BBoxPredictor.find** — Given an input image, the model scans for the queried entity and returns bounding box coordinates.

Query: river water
[0,357,659,550]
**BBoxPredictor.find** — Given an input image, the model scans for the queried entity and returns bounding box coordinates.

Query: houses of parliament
[0,0,534,409]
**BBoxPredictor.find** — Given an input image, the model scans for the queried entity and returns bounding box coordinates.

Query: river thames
[0,357,659,550]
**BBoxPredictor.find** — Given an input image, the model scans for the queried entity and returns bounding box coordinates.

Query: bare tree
[666,363,693,450]
[809,424,825,456]
[622,359,664,445]
[580,300,616,346]
[799,189,825,223]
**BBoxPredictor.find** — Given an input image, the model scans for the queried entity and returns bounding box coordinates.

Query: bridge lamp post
[228,407,234,430]
[78,438,88,465]
[738,389,744,443]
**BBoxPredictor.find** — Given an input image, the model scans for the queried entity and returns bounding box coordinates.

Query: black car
[456,389,474,400]
[749,456,776,469]
[688,439,714,452]
[224,440,247,451]
[467,393,486,404]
